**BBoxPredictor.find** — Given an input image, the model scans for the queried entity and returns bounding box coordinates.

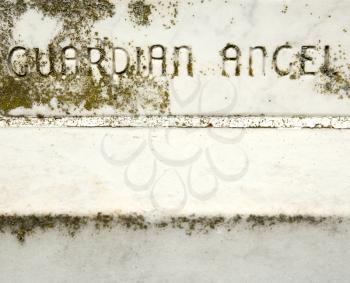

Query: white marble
[0,127,349,216]
[2,2,350,281]
[0,127,350,282]
[1,223,350,283]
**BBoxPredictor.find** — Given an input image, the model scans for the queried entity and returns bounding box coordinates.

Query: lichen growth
[313,45,350,98]
[0,0,170,116]
[315,64,350,99]
[28,0,115,24]
[128,0,153,26]
[0,76,34,112]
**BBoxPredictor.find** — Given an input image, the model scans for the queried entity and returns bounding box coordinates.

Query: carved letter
[113,47,130,75]
[221,44,241,77]
[300,46,317,75]
[136,47,144,75]
[249,46,267,76]
[272,45,292,76]
[35,45,55,76]
[62,46,78,75]
[7,46,27,77]
[149,45,167,76]
[88,47,106,76]
[173,46,193,77]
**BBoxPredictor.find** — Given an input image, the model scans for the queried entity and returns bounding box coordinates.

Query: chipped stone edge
[0,116,350,129]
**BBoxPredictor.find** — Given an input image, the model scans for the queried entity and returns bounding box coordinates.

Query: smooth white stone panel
[0,127,349,216]
[1,223,350,283]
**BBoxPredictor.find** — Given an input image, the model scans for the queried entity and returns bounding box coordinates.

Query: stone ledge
[0,127,349,282]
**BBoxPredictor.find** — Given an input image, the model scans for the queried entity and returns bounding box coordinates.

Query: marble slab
[1,218,350,283]
[2,0,350,116]
[0,127,350,283]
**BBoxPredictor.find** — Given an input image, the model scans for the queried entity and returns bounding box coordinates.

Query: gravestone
[0,1,350,282]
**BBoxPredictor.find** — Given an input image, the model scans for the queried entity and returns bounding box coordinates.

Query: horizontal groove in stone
[0,116,350,129]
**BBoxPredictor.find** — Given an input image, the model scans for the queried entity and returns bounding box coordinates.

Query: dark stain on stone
[246,214,327,228]
[0,213,342,244]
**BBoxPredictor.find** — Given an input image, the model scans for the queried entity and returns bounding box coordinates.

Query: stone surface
[1,222,350,283]
[1,0,350,116]
[0,127,350,282]
[1,1,350,282]
[0,127,349,215]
